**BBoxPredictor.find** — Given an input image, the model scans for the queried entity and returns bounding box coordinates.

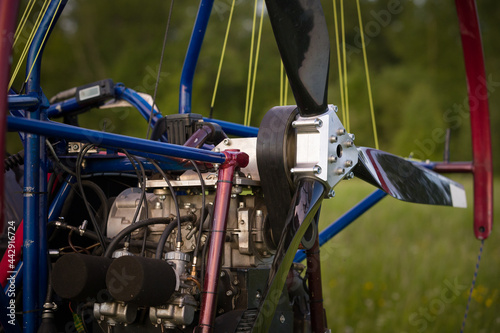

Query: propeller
[253,0,467,331]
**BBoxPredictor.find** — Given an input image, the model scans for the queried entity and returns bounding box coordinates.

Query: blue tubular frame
[21,0,67,330]
[202,118,259,137]
[179,0,215,114]
[7,117,226,164]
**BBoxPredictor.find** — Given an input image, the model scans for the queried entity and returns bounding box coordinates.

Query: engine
[50,137,312,332]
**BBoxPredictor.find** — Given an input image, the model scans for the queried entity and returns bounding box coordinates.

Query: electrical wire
[155,220,178,259]
[103,217,198,258]
[120,150,148,225]
[246,0,265,127]
[75,144,107,251]
[148,159,182,245]
[355,0,379,150]
[210,0,236,115]
[332,0,346,124]
[191,160,206,267]
[146,0,175,140]
[340,0,350,132]
[244,0,259,126]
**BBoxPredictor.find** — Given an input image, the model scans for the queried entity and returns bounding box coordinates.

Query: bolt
[335,167,345,175]
[344,160,353,167]
[280,314,285,324]
[313,165,322,174]
[255,291,262,300]
[223,138,231,146]
[186,224,193,230]
[346,171,355,180]
[72,144,79,151]
[231,193,237,198]
[220,271,226,277]
[155,202,162,209]
[240,220,245,225]
[332,105,338,113]
[247,174,252,179]
[349,133,355,141]
[329,135,337,143]
[336,128,346,136]
[345,140,354,148]
[256,210,263,217]
[226,290,233,296]
[328,155,337,163]
[328,189,335,198]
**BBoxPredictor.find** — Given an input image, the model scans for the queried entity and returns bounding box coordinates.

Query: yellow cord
[280,61,284,106]
[340,0,350,132]
[9,0,50,90]
[356,0,379,149]
[244,0,258,126]
[13,0,37,46]
[332,0,346,126]
[246,0,265,126]
[210,0,236,109]
[24,0,63,87]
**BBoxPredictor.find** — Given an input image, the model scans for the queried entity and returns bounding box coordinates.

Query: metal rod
[8,117,227,164]
[179,0,215,114]
[22,1,68,330]
[7,95,40,110]
[455,0,494,240]
[0,0,20,246]
[197,150,248,332]
[202,117,258,137]
[306,233,327,333]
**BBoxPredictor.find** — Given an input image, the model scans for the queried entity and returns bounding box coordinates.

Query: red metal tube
[455,0,494,239]
[0,0,20,233]
[196,150,248,333]
[306,235,327,333]
[432,162,474,174]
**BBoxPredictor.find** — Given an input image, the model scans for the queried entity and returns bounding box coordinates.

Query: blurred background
[7,0,499,331]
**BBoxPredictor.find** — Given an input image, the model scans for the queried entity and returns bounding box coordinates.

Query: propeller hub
[290,105,358,196]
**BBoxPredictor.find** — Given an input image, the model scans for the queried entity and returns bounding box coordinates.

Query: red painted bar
[455,0,494,239]
[306,235,327,333]
[0,0,20,233]
[432,162,474,174]
[196,150,248,333]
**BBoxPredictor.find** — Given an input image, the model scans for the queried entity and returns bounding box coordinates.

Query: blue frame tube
[294,189,387,262]
[8,117,227,164]
[23,1,67,330]
[7,95,40,110]
[115,85,162,124]
[47,176,75,222]
[202,118,258,137]
[179,0,215,114]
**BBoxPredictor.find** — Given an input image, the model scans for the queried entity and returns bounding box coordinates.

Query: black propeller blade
[266,0,330,116]
[254,0,467,330]
[354,147,467,208]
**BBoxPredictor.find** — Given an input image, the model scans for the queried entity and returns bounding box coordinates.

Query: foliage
[318,176,500,332]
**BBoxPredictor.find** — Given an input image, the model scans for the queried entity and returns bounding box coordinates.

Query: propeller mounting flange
[290,105,358,197]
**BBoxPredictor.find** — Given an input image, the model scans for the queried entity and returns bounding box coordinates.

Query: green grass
[317,176,499,333]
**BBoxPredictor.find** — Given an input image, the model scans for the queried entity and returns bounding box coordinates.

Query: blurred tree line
[8,0,499,171]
